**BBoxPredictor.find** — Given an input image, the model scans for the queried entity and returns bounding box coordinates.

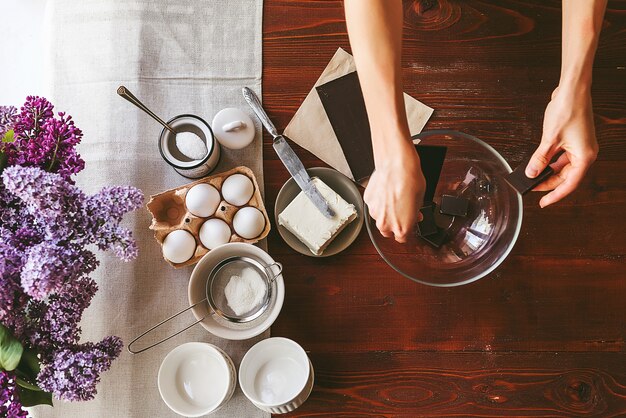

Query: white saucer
[188,243,284,340]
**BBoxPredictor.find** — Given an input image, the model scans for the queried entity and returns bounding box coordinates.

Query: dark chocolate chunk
[316,72,374,182]
[414,144,447,203]
[420,227,448,249]
[505,157,554,195]
[439,194,470,217]
[417,204,438,237]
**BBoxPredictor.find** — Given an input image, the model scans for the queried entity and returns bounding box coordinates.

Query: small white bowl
[158,342,236,417]
[239,337,314,414]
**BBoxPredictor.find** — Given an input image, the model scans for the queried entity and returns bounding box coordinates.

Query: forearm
[560,0,607,90]
[344,0,411,165]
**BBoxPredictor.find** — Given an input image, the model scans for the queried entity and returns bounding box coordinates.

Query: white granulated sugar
[175,132,207,160]
[224,267,267,316]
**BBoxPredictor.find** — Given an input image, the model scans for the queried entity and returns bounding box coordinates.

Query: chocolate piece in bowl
[439,194,470,217]
[420,227,448,249]
[414,144,448,203]
[417,204,438,237]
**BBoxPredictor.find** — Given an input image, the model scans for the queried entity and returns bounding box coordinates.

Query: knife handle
[242,87,279,138]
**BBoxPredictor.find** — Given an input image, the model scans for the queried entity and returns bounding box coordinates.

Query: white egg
[232,206,265,239]
[162,230,196,263]
[185,183,221,217]
[199,218,231,250]
[221,174,254,206]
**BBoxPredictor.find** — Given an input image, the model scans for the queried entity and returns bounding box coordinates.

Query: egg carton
[147,165,270,268]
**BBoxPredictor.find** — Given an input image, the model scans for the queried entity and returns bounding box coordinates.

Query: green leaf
[17,347,41,381]
[0,323,23,371]
[0,152,6,173]
[17,386,53,407]
[2,129,14,143]
[16,376,43,392]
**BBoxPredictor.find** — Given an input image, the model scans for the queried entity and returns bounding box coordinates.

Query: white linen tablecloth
[32,1,267,417]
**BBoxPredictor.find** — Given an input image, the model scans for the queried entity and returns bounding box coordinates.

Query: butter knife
[242,87,335,218]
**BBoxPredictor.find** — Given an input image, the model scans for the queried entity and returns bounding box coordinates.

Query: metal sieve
[128,256,282,354]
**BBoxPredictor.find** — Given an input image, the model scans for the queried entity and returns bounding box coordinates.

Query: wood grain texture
[263,0,626,415]
[283,352,626,417]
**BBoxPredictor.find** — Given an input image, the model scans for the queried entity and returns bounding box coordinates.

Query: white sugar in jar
[158,114,221,178]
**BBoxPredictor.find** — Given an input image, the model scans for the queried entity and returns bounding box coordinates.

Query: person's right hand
[525,85,599,207]
[364,139,426,243]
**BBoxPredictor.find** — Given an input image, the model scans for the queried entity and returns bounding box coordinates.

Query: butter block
[278,178,357,255]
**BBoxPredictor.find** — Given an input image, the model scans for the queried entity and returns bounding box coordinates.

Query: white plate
[157,342,236,417]
[188,243,284,340]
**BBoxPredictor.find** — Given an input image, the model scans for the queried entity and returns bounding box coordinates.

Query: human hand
[365,139,426,243]
[526,85,598,207]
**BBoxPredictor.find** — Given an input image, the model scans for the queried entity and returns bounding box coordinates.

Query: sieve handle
[266,262,283,283]
[127,299,211,354]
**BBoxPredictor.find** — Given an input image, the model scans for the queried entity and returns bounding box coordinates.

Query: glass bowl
[365,130,523,287]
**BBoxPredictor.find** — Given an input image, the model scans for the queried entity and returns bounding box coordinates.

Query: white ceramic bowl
[188,243,285,340]
[239,337,314,414]
[158,342,236,417]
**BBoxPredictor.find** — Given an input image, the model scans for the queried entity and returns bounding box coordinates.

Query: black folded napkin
[316,72,374,182]
[316,72,447,193]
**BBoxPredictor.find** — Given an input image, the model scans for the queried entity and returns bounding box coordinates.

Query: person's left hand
[525,85,599,207]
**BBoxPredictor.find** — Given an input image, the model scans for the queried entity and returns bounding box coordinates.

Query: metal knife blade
[242,87,335,218]
[272,136,335,218]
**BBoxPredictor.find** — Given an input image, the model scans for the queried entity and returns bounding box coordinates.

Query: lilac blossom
[20,242,98,301]
[12,96,54,136]
[0,97,142,407]
[0,105,17,138]
[0,234,28,336]
[6,96,84,180]
[37,336,123,402]
[0,185,27,233]
[0,371,28,418]
[41,112,85,178]
[28,277,99,360]
[2,166,143,261]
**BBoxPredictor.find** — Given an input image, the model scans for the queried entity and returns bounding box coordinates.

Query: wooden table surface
[262,1,626,416]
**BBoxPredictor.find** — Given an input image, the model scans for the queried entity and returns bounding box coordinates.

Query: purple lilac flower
[0,371,28,417]
[2,165,81,221]
[0,105,17,138]
[0,233,28,336]
[2,166,143,259]
[12,96,54,136]
[6,96,84,180]
[21,242,98,300]
[0,185,25,232]
[84,186,144,260]
[87,186,145,222]
[28,277,99,359]
[0,97,143,405]
[37,336,123,402]
[2,166,84,244]
[41,112,85,178]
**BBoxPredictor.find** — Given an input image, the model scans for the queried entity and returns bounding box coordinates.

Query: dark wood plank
[277,351,626,417]
[271,254,625,352]
[263,0,626,415]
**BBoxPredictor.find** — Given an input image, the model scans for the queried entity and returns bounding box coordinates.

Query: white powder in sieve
[175,131,208,160]
[224,267,267,316]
